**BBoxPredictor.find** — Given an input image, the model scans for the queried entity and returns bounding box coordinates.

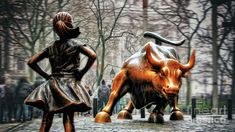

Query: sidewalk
[1,114,235,132]
[0,122,24,132]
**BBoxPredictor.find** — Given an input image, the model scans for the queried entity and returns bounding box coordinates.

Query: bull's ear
[182,71,190,78]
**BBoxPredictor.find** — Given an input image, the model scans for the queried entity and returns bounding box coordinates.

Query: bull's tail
[143,31,185,46]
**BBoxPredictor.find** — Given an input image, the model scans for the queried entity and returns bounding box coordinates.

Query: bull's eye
[159,71,166,77]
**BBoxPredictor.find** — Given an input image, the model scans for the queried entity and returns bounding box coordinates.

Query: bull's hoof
[117,110,132,120]
[148,112,157,123]
[95,111,111,123]
[148,112,164,123]
[170,110,184,120]
[156,113,164,123]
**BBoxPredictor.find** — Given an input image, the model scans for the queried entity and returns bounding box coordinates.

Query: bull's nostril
[163,89,167,94]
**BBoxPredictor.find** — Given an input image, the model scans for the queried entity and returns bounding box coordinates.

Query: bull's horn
[146,44,164,67]
[180,50,196,71]
[144,31,185,46]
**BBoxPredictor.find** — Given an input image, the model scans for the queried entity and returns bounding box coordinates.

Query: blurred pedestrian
[0,84,6,123]
[15,76,32,122]
[5,76,16,122]
[84,85,92,116]
[98,79,110,111]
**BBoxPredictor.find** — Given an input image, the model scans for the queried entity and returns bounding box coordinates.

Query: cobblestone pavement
[2,114,235,132]
[0,122,23,132]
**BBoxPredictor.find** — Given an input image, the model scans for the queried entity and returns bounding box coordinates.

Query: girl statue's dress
[25,39,92,113]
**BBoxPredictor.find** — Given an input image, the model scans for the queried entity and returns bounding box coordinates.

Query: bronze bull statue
[95,32,195,123]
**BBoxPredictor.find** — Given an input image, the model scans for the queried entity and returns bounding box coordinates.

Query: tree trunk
[0,41,3,84]
[212,3,218,109]
[143,0,148,9]
[0,40,2,72]
[232,38,235,109]
[3,19,10,73]
[186,41,192,106]
[97,37,106,86]
[28,48,35,81]
[186,77,191,105]
[143,0,148,31]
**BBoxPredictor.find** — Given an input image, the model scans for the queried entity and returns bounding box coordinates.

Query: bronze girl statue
[25,12,96,132]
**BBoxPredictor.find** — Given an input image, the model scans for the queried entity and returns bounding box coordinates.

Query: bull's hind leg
[169,96,183,120]
[95,70,128,123]
[117,100,134,120]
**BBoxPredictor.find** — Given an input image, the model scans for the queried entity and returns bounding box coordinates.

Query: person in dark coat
[5,77,16,122]
[0,84,6,123]
[98,80,110,111]
[15,77,31,122]
[24,12,96,132]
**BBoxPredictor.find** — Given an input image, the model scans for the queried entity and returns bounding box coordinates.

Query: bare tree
[88,0,129,86]
[0,0,71,80]
[150,0,210,105]
[198,0,235,108]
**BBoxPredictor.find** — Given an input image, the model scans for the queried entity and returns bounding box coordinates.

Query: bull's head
[146,44,195,98]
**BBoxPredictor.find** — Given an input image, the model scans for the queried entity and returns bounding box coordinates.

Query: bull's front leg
[169,96,184,120]
[95,70,128,123]
[148,100,167,124]
[117,100,134,120]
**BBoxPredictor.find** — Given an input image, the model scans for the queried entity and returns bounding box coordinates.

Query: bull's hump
[144,42,179,60]
[122,42,153,68]
[123,52,145,68]
[122,41,179,68]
